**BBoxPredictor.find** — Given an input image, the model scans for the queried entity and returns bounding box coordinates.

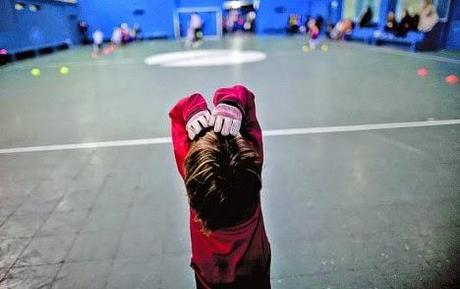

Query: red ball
[417,67,429,77]
[445,74,458,85]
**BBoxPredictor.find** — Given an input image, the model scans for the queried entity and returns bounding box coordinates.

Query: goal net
[173,7,223,40]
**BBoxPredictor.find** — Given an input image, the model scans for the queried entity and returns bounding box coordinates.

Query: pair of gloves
[186,103,242,140]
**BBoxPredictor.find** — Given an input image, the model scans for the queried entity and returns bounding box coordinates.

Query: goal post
[173,7,223,40]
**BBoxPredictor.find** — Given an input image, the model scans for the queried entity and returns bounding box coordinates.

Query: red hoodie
[169,85,271,288]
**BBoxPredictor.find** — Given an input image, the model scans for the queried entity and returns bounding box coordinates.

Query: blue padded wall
[0,0,78,52]
[175,0,222,7]
[76,0,223,40]
[77,0,176,39]
[256,0,343,34]
[173,0,222,38]
[0,0,17,50]
[1,0,457,53]
[256,0,308,33]
[177,11,218,37]
[446,0,460,50]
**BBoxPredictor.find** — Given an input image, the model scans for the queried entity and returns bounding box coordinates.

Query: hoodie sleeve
[169,93,209,179]
[213,85,263,163]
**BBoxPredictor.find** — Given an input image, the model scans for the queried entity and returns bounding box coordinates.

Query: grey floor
[0,36,459,289]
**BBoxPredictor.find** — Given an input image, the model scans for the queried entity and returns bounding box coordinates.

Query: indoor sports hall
[0,0,459,288]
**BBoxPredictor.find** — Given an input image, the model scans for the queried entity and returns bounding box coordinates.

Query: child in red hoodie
[169,85,271,289]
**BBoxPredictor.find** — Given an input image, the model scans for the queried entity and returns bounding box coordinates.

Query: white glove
[186,110,211,140]
[209,103,242,136]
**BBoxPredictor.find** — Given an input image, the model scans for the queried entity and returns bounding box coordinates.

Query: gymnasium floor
[0,36,459,289]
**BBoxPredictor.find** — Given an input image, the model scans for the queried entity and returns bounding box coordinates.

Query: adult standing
[418,0,439,32]
[78,21,89,44]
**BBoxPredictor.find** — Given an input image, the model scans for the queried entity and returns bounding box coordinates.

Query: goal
[173,7,223,40]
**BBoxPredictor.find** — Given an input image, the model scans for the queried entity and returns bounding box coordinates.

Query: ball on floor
[31,68,41,76]
[60,66,69,75]
[302,45,309,52]
[417,67,429,77]
[321,45,329,52]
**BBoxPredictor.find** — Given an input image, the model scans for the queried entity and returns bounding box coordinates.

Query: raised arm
[169,93,209,179]
[213,85,263,162]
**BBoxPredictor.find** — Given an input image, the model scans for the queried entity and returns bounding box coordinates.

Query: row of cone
[417,67,458,85]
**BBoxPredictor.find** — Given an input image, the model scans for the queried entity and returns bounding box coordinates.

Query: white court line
[369,132,425,155]
[0,119,459,154]
[262,119,460,136]
[345,43,460,65]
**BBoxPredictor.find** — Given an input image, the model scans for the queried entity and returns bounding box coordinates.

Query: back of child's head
[185,130,262,231]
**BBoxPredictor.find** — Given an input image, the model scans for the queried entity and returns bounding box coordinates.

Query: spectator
[384,11,397,34]
[397,9,412,37]
[358,6,373,27]
[78,21,89,44]
[418,0,438,32]
[316,15,324,32]
[410,13,420,31]
[287,14,300,34]
[329,19,354,40]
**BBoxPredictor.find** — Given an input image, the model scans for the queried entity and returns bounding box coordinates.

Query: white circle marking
[144,49,267,67]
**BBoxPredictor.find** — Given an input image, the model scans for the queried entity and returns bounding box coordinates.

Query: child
[91,29,103,58]
[186,12,203,47]
[111,26,122,47]
[169,85,271,289]
[120,23,131,44]
[307,19,320,49]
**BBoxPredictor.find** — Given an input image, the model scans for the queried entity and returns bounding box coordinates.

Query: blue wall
[77,0,343,39]
[0,0,17,50]
[175,0,221,7]
[256,0,307,33]
[178,11,218,37]
[378,0,397,29]
[76,0,225,40]
[1,0,458,53]
[446,0,460,49]
[0,0,78,52]
[174,0,222,37]
[256,0,343,34]
[77,0,176,39]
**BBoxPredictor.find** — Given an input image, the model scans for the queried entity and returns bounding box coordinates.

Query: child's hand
[209,103,242,136]
[186,110,211,140]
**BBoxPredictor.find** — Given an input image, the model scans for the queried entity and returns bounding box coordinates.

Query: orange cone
[445,74,458,85]
[417,67,429,77]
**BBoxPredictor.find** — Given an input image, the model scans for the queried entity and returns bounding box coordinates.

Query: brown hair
[185,130,262,231]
